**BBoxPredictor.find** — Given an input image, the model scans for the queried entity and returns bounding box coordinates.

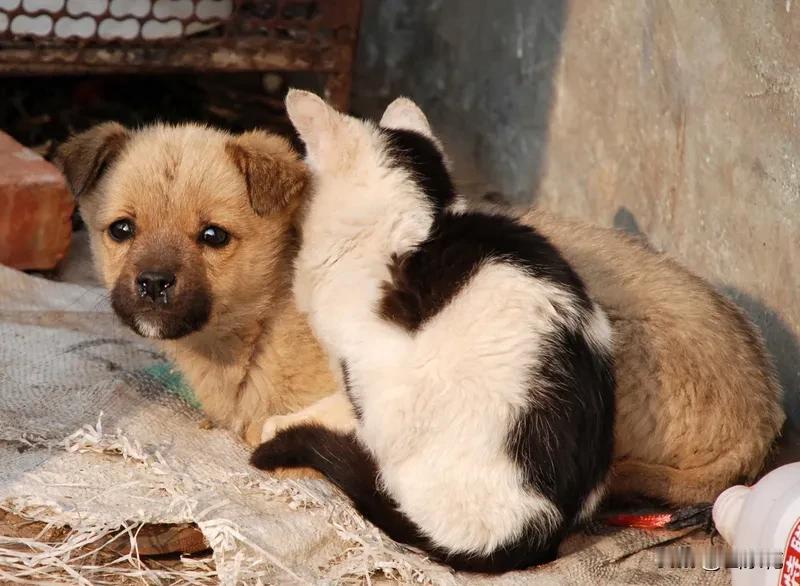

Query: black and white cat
[251,90,616,573]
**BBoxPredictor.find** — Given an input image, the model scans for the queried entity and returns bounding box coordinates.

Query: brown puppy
[526,210,785,505]
[258,201,785,507]
[58,122,784,506]
[57,122,340,446]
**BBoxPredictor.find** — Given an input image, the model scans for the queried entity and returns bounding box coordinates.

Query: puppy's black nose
[136,271,175,302]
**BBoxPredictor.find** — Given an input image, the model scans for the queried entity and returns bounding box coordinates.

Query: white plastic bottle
[713,462,800,586]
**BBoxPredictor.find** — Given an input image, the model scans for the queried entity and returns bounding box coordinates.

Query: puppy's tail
[609,456,756,506]
[250,425,558,572]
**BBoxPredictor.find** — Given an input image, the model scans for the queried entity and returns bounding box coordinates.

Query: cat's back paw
[260,413,306,443]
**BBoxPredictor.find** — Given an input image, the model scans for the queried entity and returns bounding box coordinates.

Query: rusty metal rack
[0,0,361,110]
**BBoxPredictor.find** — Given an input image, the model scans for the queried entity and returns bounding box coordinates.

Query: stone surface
[0,131,73,271]
[353,0,800,425]
[353,1,566,201]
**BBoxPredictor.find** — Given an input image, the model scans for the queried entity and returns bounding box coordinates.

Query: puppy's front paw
[271,466,325,480]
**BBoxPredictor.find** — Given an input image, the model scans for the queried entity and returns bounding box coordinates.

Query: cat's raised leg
[260,389,357,443]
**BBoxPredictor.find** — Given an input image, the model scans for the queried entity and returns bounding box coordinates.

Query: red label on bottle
[779,517,800,586]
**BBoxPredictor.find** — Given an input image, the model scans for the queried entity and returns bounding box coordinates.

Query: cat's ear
[380,97,433,139]
[285,89,343,159]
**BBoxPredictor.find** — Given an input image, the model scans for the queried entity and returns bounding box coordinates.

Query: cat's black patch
[250,424,560,572]
[508,324,616,524]
[379,211,592,332]
[378,208,614,529]
[380,128,456,212]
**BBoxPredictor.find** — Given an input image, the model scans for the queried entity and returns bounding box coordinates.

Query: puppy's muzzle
[137,271,176,303]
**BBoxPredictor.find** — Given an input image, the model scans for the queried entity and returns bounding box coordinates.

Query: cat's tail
[249,424,558,572]
[251,424,430,549]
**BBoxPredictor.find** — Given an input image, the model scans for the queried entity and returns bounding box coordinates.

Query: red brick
[0,131,73,271]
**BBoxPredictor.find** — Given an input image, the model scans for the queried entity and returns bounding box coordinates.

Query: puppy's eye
[108,219,135,242]
[199,225,230,248]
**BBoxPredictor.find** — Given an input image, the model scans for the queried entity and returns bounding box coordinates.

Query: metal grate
[0,0,361,110]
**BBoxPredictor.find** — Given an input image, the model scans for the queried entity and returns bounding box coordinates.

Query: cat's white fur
[279,90,611,554]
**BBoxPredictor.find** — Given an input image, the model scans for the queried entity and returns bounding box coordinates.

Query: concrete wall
[353,1,800,423]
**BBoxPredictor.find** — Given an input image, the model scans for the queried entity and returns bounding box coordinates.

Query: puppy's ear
[380,97,433,139]
[284,89,343,159]
[55,122,129,198]
[226,131,309,216]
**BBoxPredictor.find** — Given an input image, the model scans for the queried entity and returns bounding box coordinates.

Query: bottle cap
[712,484,750,544]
